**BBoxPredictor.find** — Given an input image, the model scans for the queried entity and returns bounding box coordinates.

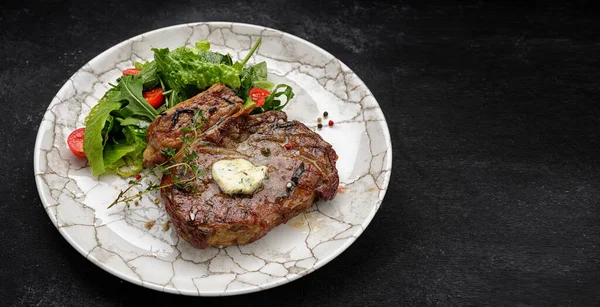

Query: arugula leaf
[83,100,122,176]
[113,74,158,121]
[233,37,262,71]
[165,88,187,108]
[262,84,295,111]
[246,84,295,114]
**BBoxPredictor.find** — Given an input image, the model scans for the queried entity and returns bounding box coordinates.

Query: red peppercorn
[328,120,334,127]
[135,174,142,180]
[284,143,293,150]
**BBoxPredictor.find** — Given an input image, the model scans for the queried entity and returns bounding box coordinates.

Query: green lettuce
[153,47,241,107]
[103,125,147,177]
[84,100,122,176]
[190,41,233,65]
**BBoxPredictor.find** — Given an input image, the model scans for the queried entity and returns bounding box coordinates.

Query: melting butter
[211,159,268,195]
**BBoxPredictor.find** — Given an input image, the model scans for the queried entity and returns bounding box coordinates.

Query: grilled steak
[146,84,339,249]
[143,83,245,167]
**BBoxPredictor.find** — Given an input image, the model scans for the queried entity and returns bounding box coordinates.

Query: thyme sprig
[107,109,207,209]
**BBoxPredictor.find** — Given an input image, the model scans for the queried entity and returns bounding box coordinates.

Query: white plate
[33,22,392,296]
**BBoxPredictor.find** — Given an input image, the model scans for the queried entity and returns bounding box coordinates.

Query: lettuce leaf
[103,143,136,167]
[137,61,159,90]
[153,47,241,96]
[103,125,146,176]
[116,117,150,128]
[83,100,122,176]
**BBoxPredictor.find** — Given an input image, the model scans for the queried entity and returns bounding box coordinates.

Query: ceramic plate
[33,22,392,296]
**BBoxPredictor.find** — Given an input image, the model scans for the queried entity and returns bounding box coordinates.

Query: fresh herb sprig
[107,110,207,209]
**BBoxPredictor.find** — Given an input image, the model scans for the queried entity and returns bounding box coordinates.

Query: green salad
[82,38,294,177]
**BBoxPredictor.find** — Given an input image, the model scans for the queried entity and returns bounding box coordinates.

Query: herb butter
[211,159,268,195]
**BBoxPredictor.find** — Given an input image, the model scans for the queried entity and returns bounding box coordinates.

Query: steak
[143,83,246,167]
[146,84,339,249]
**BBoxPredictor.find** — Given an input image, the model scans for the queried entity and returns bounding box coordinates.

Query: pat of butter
[211,159,268,195]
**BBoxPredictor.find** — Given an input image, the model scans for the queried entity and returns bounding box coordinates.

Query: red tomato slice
[67,127,86,158]
[143,87,164,108]
[122,68,141,76]
[249,88,270,107]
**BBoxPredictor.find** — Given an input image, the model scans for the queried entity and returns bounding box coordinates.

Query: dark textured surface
[1,0,600,305]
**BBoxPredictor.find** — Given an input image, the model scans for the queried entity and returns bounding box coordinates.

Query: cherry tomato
[67,127,86,158]
[248,88,271,107]
[143,87,164,108]
[122,68,141,76]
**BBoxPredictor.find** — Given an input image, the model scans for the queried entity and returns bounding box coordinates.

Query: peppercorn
[317,123,323,129]
[328,120,334,126]
[323,111,329,117]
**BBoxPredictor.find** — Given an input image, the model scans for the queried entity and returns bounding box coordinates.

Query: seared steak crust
[147,85,339,249]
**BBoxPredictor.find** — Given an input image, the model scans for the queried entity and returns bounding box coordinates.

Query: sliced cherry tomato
[67,127,86,158]
[143,87,164,108]
[249,88,271,107]
[122,68,141,76]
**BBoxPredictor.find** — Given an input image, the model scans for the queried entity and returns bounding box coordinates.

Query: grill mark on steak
[170,109,195,129]
[291,162,304,186]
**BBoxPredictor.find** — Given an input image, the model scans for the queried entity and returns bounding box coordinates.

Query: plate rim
[33,21,393,296]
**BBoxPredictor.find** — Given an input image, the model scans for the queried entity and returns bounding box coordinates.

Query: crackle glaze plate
[33,22,392,296]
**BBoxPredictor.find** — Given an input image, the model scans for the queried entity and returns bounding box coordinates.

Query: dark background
[1,0,599,306]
